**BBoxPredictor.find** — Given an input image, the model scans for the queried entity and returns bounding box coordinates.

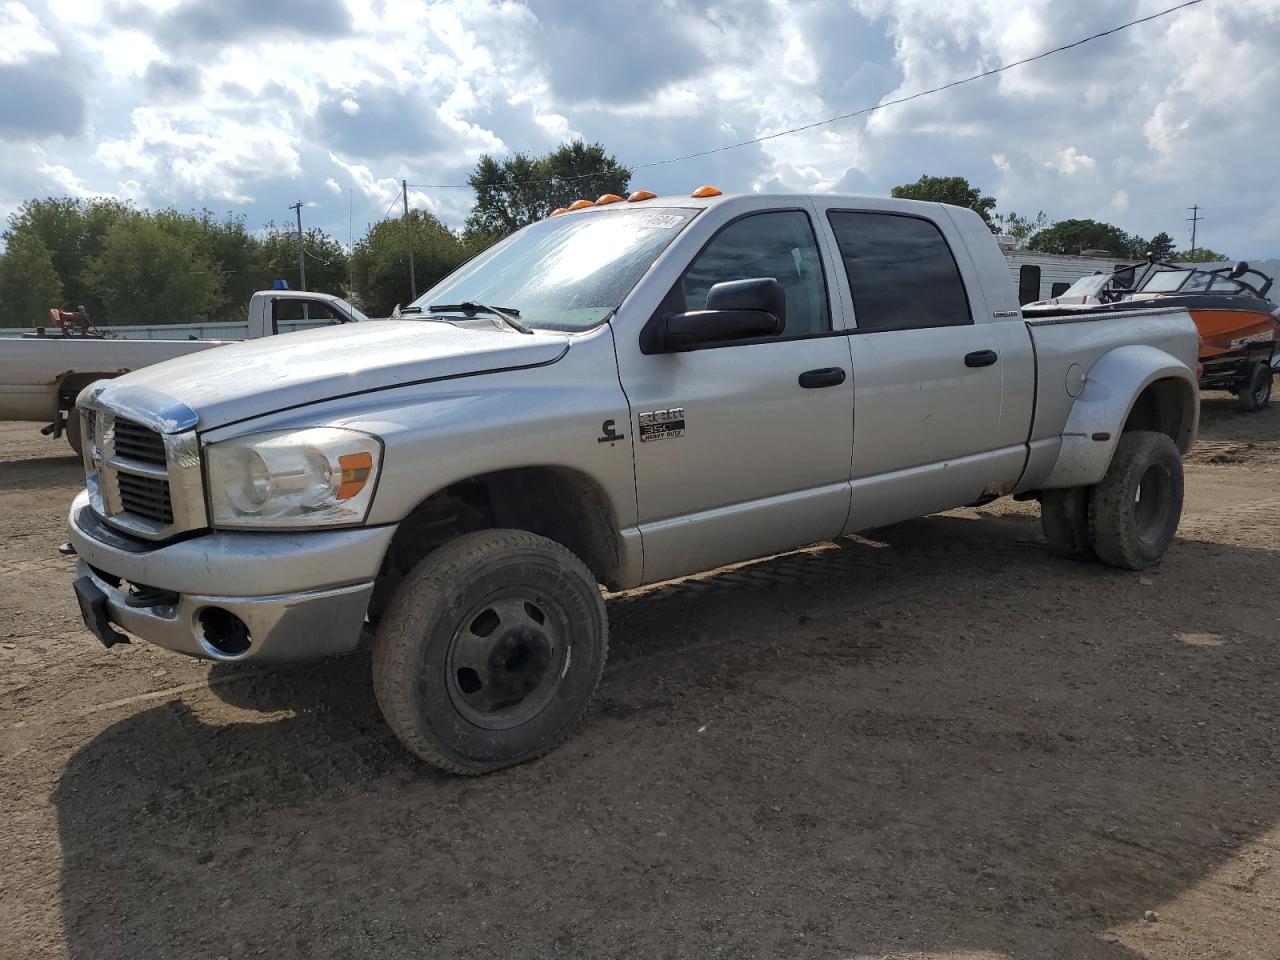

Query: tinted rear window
[827,212,972,331]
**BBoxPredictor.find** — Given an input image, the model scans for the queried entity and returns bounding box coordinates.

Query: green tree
[1147,232,1176,260]
[1172,247,1229,263]
[466,140,631,238]
[990,210,1052,247]
[85,213,223,325]
[152,208,269,319]
[261,225,350,300]
[350,210,470,316]
[0,232,64,327]
[1027,219,1137,258]
[890,175,997,224]
[4,197,131,317]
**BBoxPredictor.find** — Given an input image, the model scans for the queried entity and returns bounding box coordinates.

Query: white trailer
[999,244,1138,306]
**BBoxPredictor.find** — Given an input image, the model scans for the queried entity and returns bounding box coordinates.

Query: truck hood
[92,320,570,431]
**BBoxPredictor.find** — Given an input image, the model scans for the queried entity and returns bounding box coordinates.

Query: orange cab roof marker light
[691,185,722,198]
[628,190,657,201]
[567,199,594,210]
[549,207,568,217]
[595,193,624,205]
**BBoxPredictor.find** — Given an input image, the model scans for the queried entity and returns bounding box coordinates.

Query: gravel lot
[2,395,1278,959]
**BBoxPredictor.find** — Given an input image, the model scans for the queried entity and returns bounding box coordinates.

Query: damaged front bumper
[67,491,396,662]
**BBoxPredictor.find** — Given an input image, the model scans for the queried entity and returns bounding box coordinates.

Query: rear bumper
[67,492,396,662]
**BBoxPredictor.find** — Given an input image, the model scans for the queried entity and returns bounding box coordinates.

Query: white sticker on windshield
[634,214,685,229]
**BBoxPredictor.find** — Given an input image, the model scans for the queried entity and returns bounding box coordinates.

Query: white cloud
[0,1,58,64]
[1,0,1277,257]
[1051,147,1097,177]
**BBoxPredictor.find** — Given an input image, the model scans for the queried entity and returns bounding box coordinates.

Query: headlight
[205,427,382,528]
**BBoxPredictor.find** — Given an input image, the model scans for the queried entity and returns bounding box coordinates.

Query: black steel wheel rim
[1134,463,1172,545]
[1255,370,1271,406]
[445,590,571,730]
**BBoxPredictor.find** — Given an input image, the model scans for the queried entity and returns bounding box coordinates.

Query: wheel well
[1123,377,1196,452]
[370,466,623,620]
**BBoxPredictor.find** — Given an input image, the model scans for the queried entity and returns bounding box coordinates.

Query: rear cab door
[807,198,1034,531]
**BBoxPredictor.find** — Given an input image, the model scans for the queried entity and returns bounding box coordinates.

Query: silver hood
[86,320,570,431]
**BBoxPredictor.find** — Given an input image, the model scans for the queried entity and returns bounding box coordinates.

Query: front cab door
[617,206,855,584]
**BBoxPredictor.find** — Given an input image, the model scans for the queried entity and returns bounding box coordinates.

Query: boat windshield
[407,207,698,332]
[1139,269,1193,293]
[1057,273,1112,299]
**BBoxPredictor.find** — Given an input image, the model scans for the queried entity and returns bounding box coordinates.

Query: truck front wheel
[1040,487,1095,561]
[1088,431,1184,571]
[372,529,608,775]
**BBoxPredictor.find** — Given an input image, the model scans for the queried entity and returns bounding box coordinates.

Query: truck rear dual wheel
[372,529,608,775]
[1040,487,1095,562]
[1236,362,1273,412]
[1089,431,1184,571]
[1041,431,1183,571]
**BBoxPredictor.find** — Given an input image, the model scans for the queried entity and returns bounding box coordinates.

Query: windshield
[336,298,370,323]
[409,207,697,331]
[1058,273,1111,299]
[1140,269,1192,293]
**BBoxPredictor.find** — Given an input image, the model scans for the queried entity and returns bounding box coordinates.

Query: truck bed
[0,336,230,422]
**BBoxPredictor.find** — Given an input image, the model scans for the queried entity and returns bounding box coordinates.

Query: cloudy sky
[2,0,1277,256]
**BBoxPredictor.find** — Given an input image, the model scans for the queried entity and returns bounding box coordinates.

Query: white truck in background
[0,290,367,454]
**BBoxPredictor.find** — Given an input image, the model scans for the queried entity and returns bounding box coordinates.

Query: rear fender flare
[1041,345,1197,489]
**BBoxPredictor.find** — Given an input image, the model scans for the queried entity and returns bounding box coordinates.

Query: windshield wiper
[428,302,532,335]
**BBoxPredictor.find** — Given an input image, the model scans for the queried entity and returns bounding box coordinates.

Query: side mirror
[659,278,786,351]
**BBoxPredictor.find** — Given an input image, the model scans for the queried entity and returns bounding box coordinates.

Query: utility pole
[1186,204,1202,259]
[289,201,307,291]
[401,179,417,300]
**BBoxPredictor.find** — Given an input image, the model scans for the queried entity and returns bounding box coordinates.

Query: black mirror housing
[705,277,787,321]
[663,308,783,348]
[641,277,787,353]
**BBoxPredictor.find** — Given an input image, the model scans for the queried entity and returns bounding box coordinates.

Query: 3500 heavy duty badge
[638,408,686,442]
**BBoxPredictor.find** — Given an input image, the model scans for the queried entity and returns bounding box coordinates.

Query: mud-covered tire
[1088,431,1184,571]
[372,529,608,775]
[1040,487,1095,561]
[64,413,82,457]
[1236,362,1272,412]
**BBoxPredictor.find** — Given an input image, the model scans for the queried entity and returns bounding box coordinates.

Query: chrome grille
[117,469,175,524]
[80,397,205,541]
[113,418,168,466]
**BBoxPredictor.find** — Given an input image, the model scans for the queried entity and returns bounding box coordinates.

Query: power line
[400,0,1208,192]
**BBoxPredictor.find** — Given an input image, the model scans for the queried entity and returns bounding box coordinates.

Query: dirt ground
[1,395,1279,960]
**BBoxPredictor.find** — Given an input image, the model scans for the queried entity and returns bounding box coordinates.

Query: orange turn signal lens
[628,190,656,201]
[567,199,594,210]
[595,193,624,205]
[337,451,373,500]
[691,185,722,198]
[549,207,568,217]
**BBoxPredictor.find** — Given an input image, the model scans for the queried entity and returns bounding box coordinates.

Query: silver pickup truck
[0,290,366,453]
[66,191,1199,774]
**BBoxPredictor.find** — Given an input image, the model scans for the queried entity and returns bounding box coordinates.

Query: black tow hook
[58,542,78,557]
